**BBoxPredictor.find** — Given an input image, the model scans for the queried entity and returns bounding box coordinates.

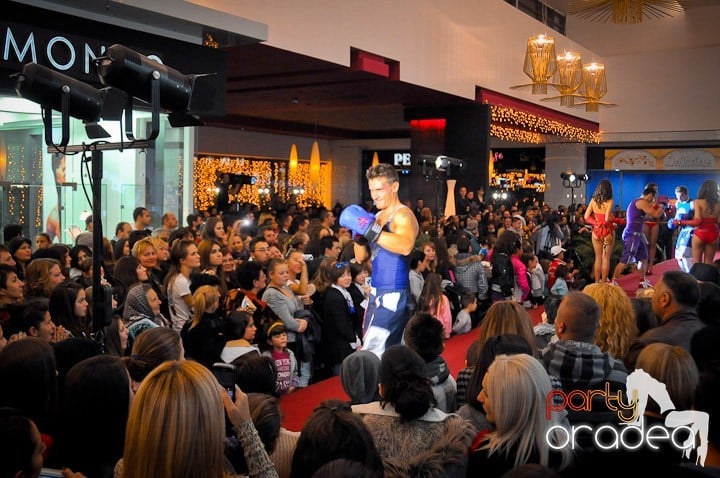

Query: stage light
[94,44,215,129]
[435,155,464,172]
[14,63,125,144]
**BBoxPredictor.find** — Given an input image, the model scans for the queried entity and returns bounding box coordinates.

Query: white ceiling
[545,0,720,57]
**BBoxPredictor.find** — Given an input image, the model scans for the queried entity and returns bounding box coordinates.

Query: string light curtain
[511,34,557,95]
[193,154,330,212]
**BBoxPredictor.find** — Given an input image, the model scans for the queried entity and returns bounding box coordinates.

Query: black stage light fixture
[14,63,124,145]
[94,44,216,136]
[435,155,464,172]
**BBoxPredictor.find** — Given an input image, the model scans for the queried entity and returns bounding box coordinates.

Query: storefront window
[0,96,193,244]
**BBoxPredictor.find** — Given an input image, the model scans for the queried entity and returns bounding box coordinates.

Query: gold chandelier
[567,0,684,24]
[541,51,583,107]
[510,34,558,95]
[571,62,618,112]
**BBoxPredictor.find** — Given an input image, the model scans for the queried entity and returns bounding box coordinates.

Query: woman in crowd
[118,360,277,478]
[0,337,59,447]
[181,285,226,368]
[467,353,572,475]
[0,264,25,308]
[475,300,537,356]
[458,334,534,433]
[202,216,229,246]
[226,262,277,347]
[50,281,90,338]
[50,355,130,477]
[262,259,312,388]
[8,236,32,280]
[121,326,184,393]
[417,272,452,338]
[489,231,519,302]
[133,238,169,317]
[582,282,638,362]
[675,179,720,265]
[352,344,475,477]
[220,310,260,366]
[164,239,201,332]
[103,316,129,357]
[584,179,615,283]
[123,282,169,340]
[291,399,383,478]
[222,249,239,290]
[347,262,370,339]
[286,249,311,298]
[148,236,171,282]
[0,414,83,478]
[113,255,149,294]
[112,237,131,262]
[51,243,72,277]
[322,261,359,375]
[199,239,228,297]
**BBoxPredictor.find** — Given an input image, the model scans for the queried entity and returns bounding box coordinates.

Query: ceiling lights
[567,0,684,24]
[510,34,558,95]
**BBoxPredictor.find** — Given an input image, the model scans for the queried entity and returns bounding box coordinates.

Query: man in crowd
[133,207,152,231]
[624,270,703,371]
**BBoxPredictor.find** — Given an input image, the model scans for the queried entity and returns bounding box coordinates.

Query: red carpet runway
[279,304,544,431]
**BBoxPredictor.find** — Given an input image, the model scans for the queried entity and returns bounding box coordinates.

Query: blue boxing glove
[339,205,382,242]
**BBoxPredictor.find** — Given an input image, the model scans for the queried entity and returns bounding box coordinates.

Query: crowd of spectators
[1,190,720,477]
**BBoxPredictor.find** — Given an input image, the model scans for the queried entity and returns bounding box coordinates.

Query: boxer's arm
[376,208,419,256]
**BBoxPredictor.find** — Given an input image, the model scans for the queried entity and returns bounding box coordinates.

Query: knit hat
[340,350,382,405]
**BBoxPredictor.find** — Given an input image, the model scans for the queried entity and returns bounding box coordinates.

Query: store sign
[2,22,164,82]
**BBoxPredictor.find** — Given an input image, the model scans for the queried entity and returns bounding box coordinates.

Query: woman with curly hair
[584,179,615,283]
[582,282,638,361]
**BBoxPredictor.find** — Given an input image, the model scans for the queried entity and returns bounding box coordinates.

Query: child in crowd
[403,312,457,412]
[521,253,545,309]
[534,295,561,350]
[452,292,476,335]
[262,321,298,395]
[550,263,569,298]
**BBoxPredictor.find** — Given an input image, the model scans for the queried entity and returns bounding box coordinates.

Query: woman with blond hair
[118,360,277,478]
[475,300,537,356]
[582,282,638,361]
[467,354,572,475]
[181,285,225,368]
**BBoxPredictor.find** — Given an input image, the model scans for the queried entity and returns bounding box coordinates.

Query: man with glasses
[340,163,419,357]
[249,237,270,268]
